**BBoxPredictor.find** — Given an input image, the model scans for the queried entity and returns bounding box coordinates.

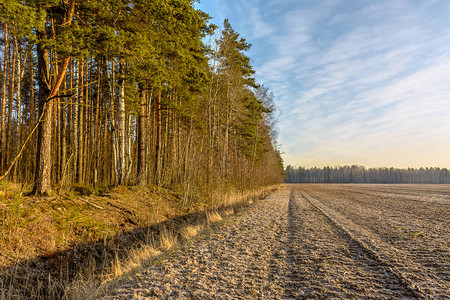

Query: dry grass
[180,224,204,240]
[157,226,177,251]
[0,182,280,299]
[207,210,223,224]
[220,207,235,217]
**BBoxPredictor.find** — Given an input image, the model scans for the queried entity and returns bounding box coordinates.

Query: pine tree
[30,0,76,195]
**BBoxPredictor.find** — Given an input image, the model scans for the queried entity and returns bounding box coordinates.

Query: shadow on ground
[0,198,259,299]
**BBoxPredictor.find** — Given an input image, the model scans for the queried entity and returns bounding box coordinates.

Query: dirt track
[102,184,449,299]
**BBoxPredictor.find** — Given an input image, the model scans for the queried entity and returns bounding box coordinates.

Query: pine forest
[0,0,284,196]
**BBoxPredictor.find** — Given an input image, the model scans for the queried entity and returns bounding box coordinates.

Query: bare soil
[102,184,450,299]
[0,183,278,299]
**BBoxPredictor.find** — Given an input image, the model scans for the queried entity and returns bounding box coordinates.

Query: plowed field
[103,184,449,299]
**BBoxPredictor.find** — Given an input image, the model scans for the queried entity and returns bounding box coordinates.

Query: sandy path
[102,187,291,299]
[102,186,436,299]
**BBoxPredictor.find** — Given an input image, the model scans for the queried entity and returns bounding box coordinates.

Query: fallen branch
[79,197,104,210]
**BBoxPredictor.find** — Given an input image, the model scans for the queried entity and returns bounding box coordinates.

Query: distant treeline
[285,165,450,184]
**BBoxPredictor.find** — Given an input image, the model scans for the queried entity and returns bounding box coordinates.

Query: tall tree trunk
[14,36,24,180]
[73,59,79,182]
[83,58,90,183]
[6,36,16,172]
[162,103,169,184]
[77,58,84,182]
[67,60,74,186]
[110,61,119,185]
[94,59,101,186]
[32,32,53,195]
[137,86,147,185]
[118,62,126,184]
[1,23,9,172]
[26,50,35,182]
[50,16,59,184]
[101,57,110,185]
[32,0,76,194]
[223,107,230,179]
[59,77,67,186]
[154,91,162,185]
[146,88,153,183]
[126,114,133,183]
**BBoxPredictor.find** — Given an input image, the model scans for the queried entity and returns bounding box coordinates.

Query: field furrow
[285,190,418,298]
[299,184,449,298]
[102,184,449,299]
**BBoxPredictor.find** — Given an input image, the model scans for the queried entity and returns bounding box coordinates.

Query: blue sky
[196,0,450,168]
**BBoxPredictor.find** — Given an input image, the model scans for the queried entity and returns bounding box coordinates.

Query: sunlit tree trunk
[6,36,16,171]
[32,30,53,195]
[14,36,24,180]
[1,23,9,172]
[94,59,101,186]
[73,59,80,183]
[154,91,162,185]
[110,61,119,185]
[137,86,147,185]
[78,58,84,182]
[118,62,126,184]
[26,51,35,182]
[32,0,76,195]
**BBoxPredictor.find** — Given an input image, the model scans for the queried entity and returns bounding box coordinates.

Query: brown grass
[180,224,204,240]
[206,210,223,224]
[0,182,279,299]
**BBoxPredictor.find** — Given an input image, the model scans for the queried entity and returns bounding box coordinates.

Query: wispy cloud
[198,0,450,168]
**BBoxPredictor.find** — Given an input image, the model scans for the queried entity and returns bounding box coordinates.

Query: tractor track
[297,190,429,298]
[284,189,421,299]
[102,185,448,299]
[299,184,449,299]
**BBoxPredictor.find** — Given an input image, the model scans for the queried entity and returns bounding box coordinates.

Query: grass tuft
[207,211,223,224]
[180,224,204,240]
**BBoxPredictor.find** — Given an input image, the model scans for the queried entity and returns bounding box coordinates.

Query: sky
[195,0,450,169]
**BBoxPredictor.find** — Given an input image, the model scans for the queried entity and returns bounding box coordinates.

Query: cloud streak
[197,0,450,168]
